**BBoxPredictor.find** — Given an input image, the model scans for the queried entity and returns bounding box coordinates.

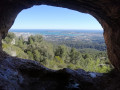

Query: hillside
[2,32,112,73]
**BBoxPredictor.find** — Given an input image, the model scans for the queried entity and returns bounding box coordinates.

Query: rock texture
[0,52,97,90]
[0,52,120,90]
[0,0,120,90]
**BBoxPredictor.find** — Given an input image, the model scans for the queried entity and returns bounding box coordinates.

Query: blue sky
[11,5,102,30]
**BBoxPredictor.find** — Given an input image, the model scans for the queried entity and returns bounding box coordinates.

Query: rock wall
[1,52,120,90]
[0,55,99,90]
[0,0,120,89]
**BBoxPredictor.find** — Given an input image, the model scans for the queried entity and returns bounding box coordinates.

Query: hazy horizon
[10,29,103,31]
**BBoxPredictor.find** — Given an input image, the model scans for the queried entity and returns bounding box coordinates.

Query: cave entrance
[2,5,112,73]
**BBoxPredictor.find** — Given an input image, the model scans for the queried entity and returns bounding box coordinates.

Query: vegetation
[2,32,113,73]
[50,39,106,51]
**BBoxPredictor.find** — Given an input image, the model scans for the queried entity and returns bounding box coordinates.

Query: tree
[69,48,81,64]
[33,50,41,61]
[55,45,68,60]
[82,54,90,59]
[27,51,34,60]
[6,32,16,39]
[17,36,24,49]
[28,35,43,44]
[3,32,16,44]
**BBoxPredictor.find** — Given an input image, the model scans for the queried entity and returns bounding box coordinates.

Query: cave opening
[2,5,113,73]
[1,1,120,90]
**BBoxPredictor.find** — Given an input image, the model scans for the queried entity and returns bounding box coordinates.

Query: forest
[2,32,113,73]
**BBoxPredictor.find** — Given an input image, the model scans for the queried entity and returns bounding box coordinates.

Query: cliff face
[0,0,120,90]
[1,52,120,90]
[0,52,120,90]
[0,53,99,90]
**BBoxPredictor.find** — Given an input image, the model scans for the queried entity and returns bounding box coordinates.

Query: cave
[0,0,120,90]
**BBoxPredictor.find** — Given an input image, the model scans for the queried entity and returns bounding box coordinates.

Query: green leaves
[3,32,16,44]
[2,33,112,73]
[28,35,43,44]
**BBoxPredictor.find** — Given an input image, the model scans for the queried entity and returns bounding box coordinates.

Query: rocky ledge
[0,51,119,90]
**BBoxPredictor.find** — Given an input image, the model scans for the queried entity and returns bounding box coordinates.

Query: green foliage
[28,35,43,44]
[69,48,81,64]
[45,56,66,70]
[33,50,41,61]
[2,32,113,73]
[3,32,16,44]
[55,45,68,60]
[27,51,34,60]
[51,39,106,51]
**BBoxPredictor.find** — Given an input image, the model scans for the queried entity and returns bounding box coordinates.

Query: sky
[11,5,103,30]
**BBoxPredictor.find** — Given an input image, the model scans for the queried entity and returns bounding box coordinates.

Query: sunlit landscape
[2,29,112,73]
[2,5,113,73]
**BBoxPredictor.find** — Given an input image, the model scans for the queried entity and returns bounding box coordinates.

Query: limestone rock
[0,52,119,90]
[0,53,98,90]
[1,0,120,90]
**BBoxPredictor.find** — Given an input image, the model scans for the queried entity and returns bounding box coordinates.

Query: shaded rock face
[0,52,120,90]
[0,53,98,90]
[0,0,120,90]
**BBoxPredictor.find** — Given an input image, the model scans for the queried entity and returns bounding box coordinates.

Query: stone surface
[0,0,120,89]
[0,52,120,90]
[1,52,118,90]
[0,52,97,90]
